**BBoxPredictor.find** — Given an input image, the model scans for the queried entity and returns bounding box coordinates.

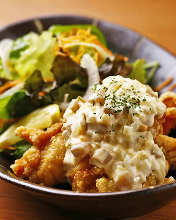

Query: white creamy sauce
[63,75,167,190]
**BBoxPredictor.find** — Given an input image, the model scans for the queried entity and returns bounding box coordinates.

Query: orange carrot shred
[155,77,173,92]
[0,80,21,95]
[38,91,46,97]
[167,83,176,91]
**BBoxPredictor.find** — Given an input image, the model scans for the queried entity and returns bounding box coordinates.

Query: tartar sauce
[62,75,167,190]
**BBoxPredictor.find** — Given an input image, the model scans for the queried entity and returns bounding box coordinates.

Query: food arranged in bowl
[0,23,176,193]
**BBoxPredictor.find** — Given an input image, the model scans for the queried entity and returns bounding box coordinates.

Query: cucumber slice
[0,104,60,148]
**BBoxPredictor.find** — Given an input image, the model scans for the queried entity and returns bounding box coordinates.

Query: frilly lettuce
[0,53,89,120]
[0,58,6,79]
[2,140,31,159]
[0,39,13,79]
[9,140,31,159]
[129,59,147,83]
[51,55,88,88]
[99,57,159,84]
[129,59,159,84]
[9,32,56,81]
[99,55,132,80]
[0,82,34,119]
[0,89,34,119]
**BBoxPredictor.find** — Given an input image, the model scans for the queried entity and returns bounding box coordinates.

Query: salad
[0,24,175,192]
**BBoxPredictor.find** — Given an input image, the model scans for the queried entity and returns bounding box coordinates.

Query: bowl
[0,14,176,219]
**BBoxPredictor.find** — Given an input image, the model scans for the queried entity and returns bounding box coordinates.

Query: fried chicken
[11,125,66,186]
[67,158,104,192]
[15,123,62,149]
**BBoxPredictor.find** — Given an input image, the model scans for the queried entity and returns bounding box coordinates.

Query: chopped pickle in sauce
[63,75,167,190]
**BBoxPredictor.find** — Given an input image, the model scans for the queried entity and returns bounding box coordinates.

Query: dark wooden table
[0,0,176,219]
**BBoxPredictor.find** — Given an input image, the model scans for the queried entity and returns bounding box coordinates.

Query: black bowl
[0,15,176,219]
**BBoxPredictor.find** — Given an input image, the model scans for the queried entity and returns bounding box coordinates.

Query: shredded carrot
[0,145,16,150]
[167,83,176,91]
[155,77,173,92]
[38,91,46,97]
[124,56,128,62]
[0,80,21,95]
[0,118,16,128]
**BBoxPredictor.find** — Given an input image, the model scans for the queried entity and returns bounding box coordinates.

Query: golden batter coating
[155,92,176,169]
[160,91,176,108]
[96,177,127,193]
[15,123,62,149]
[162,107,176,135]
[11,134,66,186]
[155,135,176,169]
[66,158,167,192]
[11,146,40,177]
[67,158,104,192]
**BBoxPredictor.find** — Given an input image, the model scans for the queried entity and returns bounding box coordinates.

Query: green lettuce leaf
[0,54,88,120]
[6,140,31,159]
[0,39,13,80]
[9,32,56,81]
[24,70,53,107]
[0,57,7,79]
[24,70,44,95]
[51,83,85,103]
[99,57,159,84]
[10,37,29,59]
[143,61,160,83]
[99,56,132,80]
[23,57,88,108]
[129,59,159,84]
[51,55,88,88]
[24,62,87,106]
[129,59,147,83]
[0,50,88,120]
[12,140,31,159]
[0,90,34,119]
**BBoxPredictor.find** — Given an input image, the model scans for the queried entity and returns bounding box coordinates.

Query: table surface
[0,0,176,219]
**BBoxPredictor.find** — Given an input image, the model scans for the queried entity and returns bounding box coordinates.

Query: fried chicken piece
[163,118,176,135]
[155,134,176,169]
[67,158,104,192]
[152,115,164,138]
[11,134,66,186]
[72,169,98,192]
[15,123,62,149]
[156,135,176,154]
[96,174,136,192]
[97,172,164,192]
[160,91,176,107]
[143,173,175,187]
[96,177,119,192]
[164,176,175,184]
[142,173,158,188]
[10,146,40,177]
[162,107,176,135]
[70,163,161,193]
[65,115,168,193]
[159,92,176,135]
[96,173,137,193]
